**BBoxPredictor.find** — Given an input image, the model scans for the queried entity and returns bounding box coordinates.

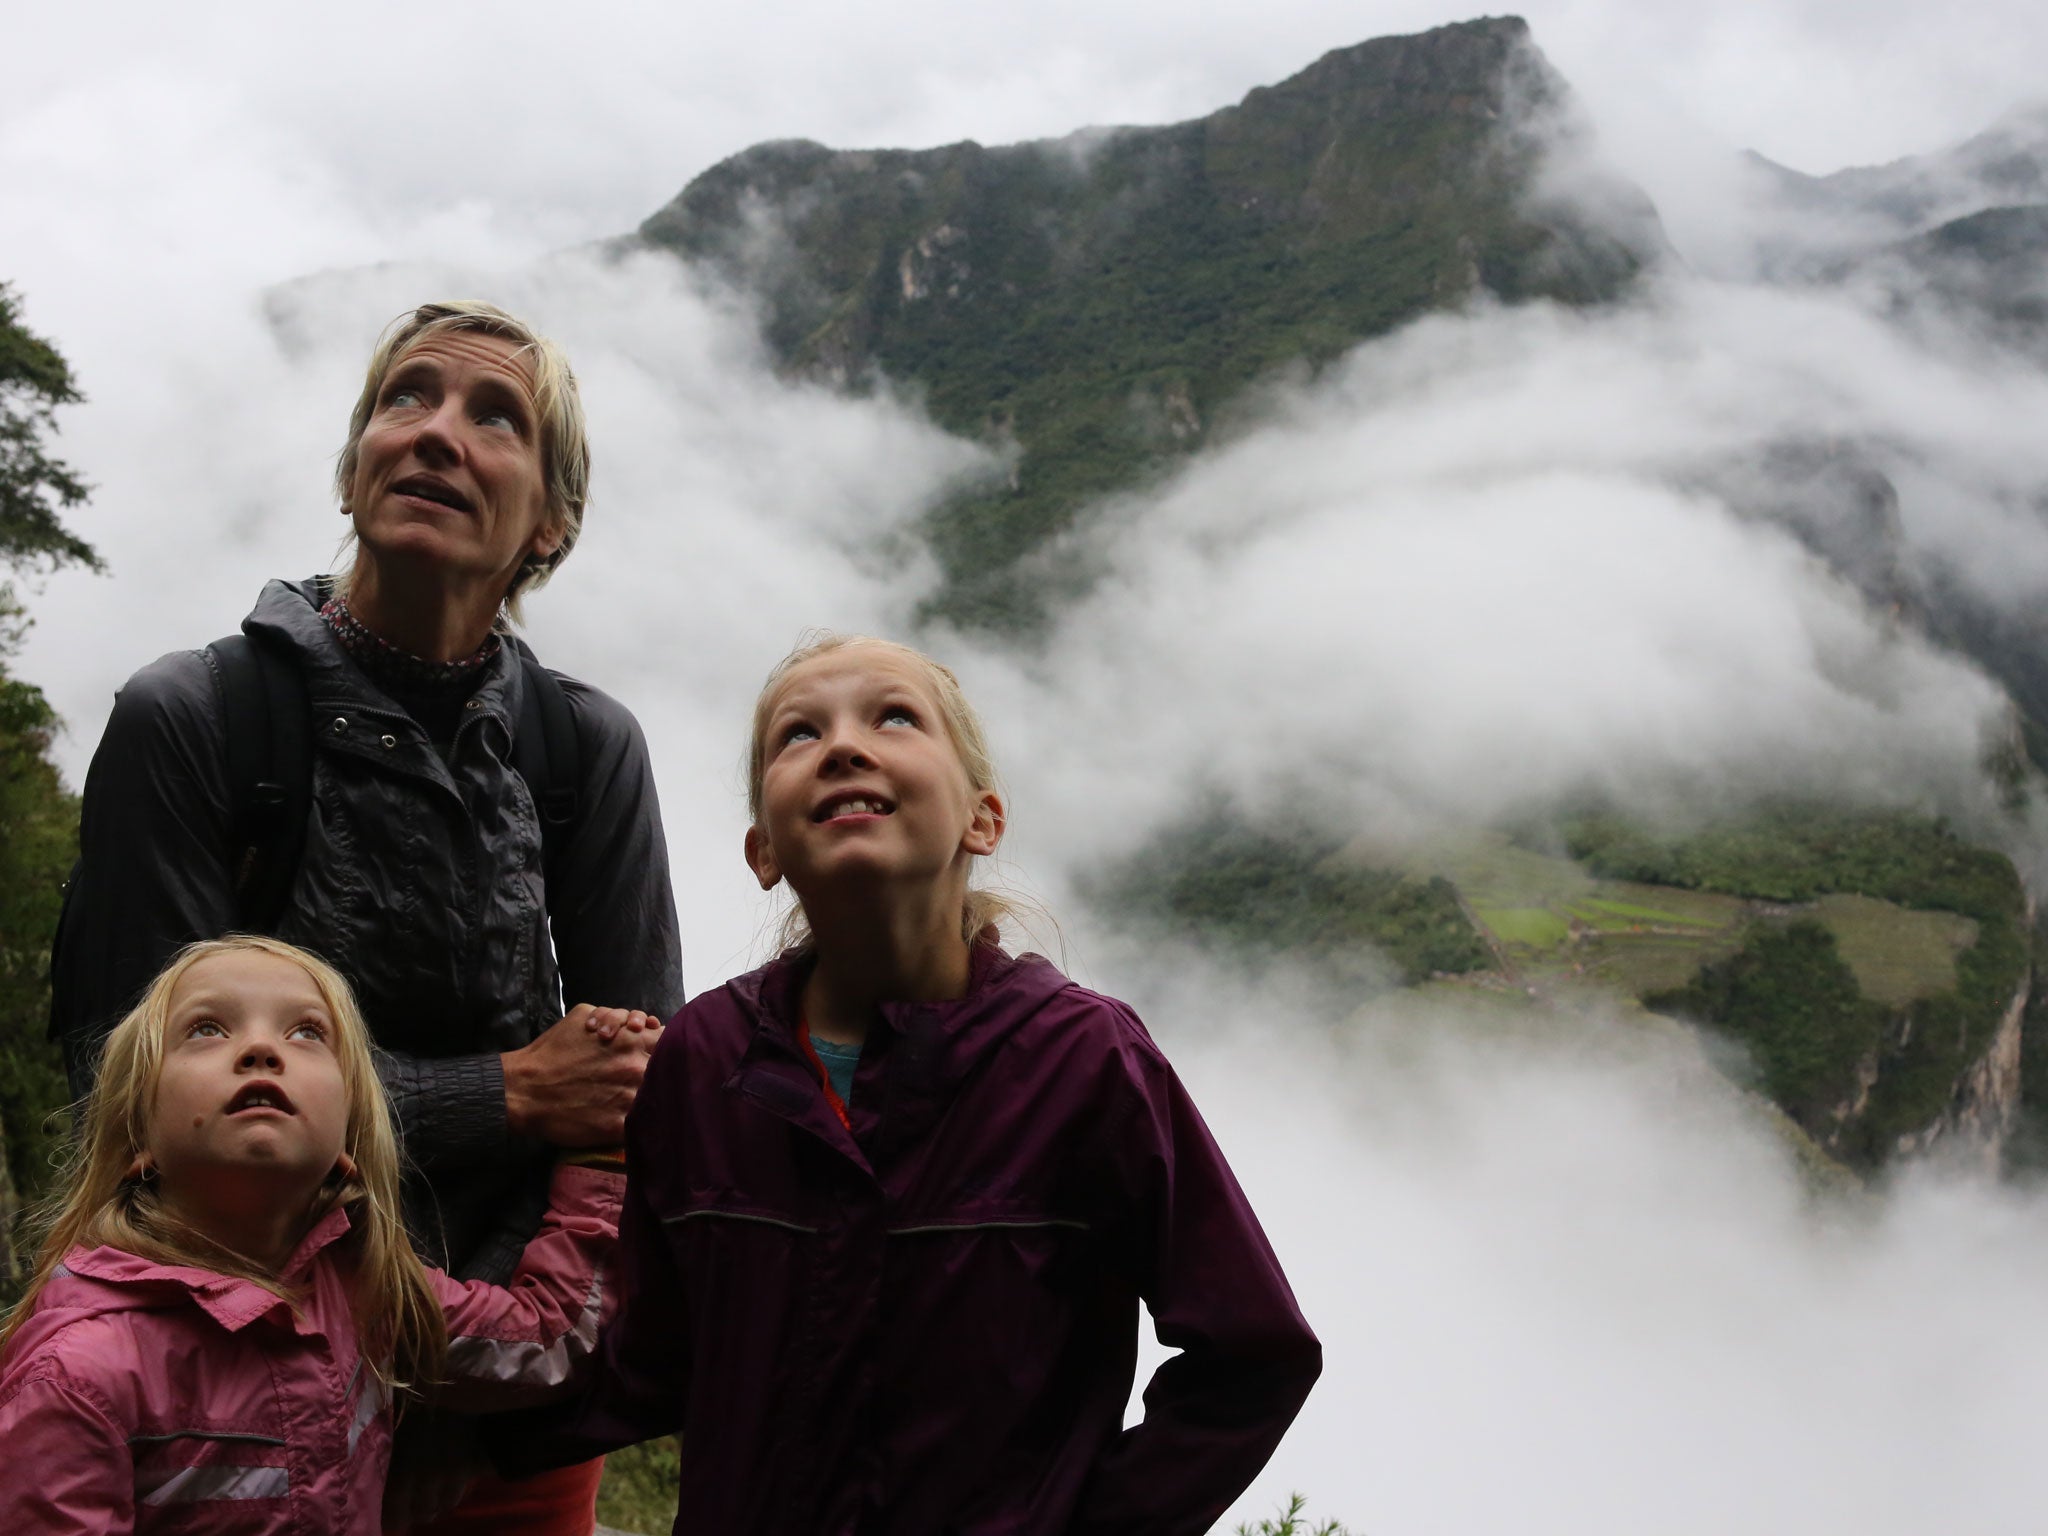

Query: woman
[50,300,684,1532]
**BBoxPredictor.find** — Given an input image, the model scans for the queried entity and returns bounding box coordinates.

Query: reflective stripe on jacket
[0,1165,621,1534]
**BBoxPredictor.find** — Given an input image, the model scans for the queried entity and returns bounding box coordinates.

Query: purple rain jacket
[495,945,1321,1534]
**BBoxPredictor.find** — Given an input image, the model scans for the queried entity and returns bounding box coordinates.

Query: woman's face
[346,330,561,598]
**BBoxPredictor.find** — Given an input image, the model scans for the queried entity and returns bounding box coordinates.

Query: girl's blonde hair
[747,632,1026,954]
[0,936,446,1392]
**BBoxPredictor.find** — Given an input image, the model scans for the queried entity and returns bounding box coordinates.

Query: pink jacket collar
[59,1203,356,1335]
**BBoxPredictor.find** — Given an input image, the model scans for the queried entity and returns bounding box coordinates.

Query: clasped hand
[500,1002,663,1147]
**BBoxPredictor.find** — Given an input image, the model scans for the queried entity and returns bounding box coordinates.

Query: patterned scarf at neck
[319,594,501,694]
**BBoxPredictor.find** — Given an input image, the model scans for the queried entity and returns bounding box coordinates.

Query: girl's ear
[123,1153,154,1184]
[962,790,1005,858]
[332,1151,359,1185]
[743,824,782,891]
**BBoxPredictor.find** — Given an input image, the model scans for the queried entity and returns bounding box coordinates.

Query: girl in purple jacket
[0,935,624,1533]
[497,633,1322,1534]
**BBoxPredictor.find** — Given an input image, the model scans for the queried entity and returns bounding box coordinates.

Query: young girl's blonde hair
[0,936,446,1392]
[747,632,1029,955]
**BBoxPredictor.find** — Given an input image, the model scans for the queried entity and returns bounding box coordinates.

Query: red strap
[797,1013,854,1131]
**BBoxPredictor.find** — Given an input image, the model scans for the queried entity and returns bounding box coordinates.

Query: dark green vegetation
[1578,807,2030,1166]
[0,284,99,580]
[595,1436,681,1533]
[640,17,1660,628]
[1101,805,2027,1170]
[1095,814,1489,986]
[0,283,96,1298]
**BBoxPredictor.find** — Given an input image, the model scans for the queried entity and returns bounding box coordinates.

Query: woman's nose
[408,399,463,463]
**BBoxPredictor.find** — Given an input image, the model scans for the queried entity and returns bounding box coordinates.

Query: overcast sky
[9,4,2048,1530]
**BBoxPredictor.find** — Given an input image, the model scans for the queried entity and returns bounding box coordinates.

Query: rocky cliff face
[1898,965,2030,1171]
[634,16,1665,626]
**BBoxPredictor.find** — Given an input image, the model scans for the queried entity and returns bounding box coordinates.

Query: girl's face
[147,950,351,1207]
[746,646,1003,902]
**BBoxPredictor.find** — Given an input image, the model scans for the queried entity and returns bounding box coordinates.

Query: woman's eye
[385,387,424,410]
[477,408,519,432]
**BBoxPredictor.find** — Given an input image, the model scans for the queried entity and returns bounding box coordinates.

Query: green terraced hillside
[1105,808,2029,1170]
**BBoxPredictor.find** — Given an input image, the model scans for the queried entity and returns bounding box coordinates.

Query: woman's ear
[743,825,782,891]
[529,510,568,562]
[962,791,1005,858]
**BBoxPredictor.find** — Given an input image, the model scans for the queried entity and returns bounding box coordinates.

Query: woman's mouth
[390,475,475,513]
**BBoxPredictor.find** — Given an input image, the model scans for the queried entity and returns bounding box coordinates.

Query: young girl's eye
[188,1019,226,1039]
[287,1019,329,1043]
[780,721,819,746]
[880,705,918,728]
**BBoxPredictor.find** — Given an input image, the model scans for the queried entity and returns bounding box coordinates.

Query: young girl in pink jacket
[0,935,624,1533]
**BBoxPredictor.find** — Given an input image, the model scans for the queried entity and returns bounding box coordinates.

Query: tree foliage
[1095,813,1489,985]
[0,281,96,1293]
[0,282,99,578]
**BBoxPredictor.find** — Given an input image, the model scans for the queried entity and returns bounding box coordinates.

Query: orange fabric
[797,1013,854,1130]
[407,1457,605,1536]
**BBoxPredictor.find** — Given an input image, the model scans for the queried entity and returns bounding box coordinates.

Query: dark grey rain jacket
[53,578,684,1279]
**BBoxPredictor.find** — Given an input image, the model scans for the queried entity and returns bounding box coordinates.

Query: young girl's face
[147,950,351,1204]
[746,645,1003,901]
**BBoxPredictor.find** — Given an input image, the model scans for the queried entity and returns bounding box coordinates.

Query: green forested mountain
[635,15,1663,628]
[622,16,2047,1177]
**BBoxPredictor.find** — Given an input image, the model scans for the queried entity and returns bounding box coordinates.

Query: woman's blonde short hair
[335,300,590,622]
[0,936,445,1393]
[746,632,1022,952]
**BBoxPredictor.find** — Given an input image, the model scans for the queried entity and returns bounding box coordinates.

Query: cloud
[964,284,2039,906]
[1116,950,2048,1534]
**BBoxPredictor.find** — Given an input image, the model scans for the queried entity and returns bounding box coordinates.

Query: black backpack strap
[509,636,581,881]
[208,633,311,931]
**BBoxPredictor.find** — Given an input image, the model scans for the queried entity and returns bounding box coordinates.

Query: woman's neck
[800,884,974,1046]
[343,557,500,662]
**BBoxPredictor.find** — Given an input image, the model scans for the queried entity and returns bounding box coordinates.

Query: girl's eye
[288,1019,328,1043]
[188,1019,226,1038]
[780,722,819,746]
[881,706,918,728]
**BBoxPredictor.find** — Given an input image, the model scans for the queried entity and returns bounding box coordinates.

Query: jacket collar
[725,945,1074,1166]
[58,1203,356,1336]
[242,576,523,742]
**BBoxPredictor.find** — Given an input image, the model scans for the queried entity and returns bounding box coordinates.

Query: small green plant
[1236,1491,1355,1536]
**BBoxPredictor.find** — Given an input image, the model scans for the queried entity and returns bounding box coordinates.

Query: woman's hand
[500,1003,661,1147]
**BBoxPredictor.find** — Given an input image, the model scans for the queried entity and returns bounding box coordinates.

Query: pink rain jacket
[0,1163,620,1534]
